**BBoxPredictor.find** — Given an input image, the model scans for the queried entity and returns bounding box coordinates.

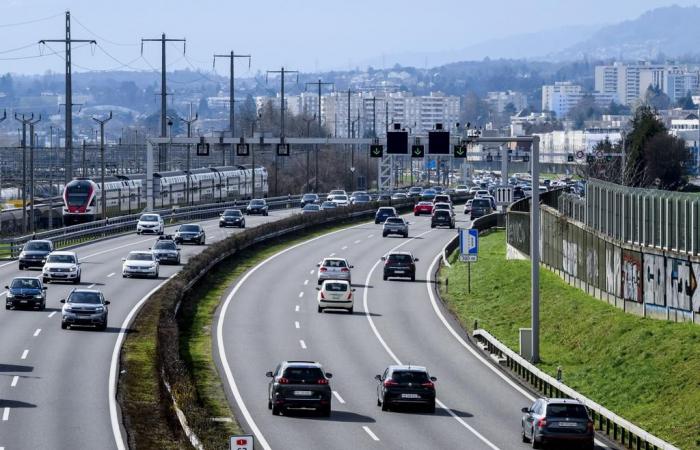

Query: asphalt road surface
[216,212,611,450]
[0,210,292,450]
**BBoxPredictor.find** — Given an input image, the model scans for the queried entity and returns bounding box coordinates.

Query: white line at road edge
[426,251,609,448]
[362,231,500,450]
[362,425,380,441]
[109,274,177,450]
[217,220,374,450]
[48,311,56,318]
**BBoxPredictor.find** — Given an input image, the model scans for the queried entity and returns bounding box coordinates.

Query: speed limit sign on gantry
[230,435,254,450]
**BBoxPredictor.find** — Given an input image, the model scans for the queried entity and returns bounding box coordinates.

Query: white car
[136,213,164,235]
[327,189,347,201]
[316,280,355,313]
[42,251,81,284]
[331,195,350,207]
[317,257,353,285]
[122,251,159,278]
[455,185,469,194]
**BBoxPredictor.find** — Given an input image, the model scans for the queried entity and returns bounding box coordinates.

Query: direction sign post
[459,228,479,293]
[230,435,254,450]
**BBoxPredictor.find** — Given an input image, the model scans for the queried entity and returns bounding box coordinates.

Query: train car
[61,166,268,224]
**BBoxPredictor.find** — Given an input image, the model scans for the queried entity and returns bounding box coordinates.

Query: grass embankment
[439,231,700,450]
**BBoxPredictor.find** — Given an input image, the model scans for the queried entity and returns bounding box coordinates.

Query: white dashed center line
[33,329,41,337]
[48,311,57,318]
[298,292,304,298]
[2,407,9,421]
[354,240,361,244]
[368,234,374,238]
[309,269,315,274]
[0,291,6,297]
[304,280,309,286]
[295,305,300,312]
[362,426,379,441]
[332,391,346,404]
[87,284,96,289]
[294,321,300,329]
[20,350,29,360]
[10,376,18,387]
[107,272,115,278]
[329,253,336,257]
[299,340,307,349]
[341,246,348,250]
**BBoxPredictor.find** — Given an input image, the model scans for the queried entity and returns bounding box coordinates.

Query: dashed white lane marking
[87,283,96,289]
[304,279,309,286]
[107,272,115,278]
[33,329,41,337]
[354,240,361,244]
[368,234,374,238]
[329,253,336,257]
[299,340,307,349]
[294,321,300,329]
[362,426,380,441]
[10,376,18,387]
[295,305,300,312]
[332,391,346,404]
[0,291,6,297]
[2,407,9,421]
[20,350,29,360]
[310,269,315,274]
[298,292,304,298]
[341,246,348,250]
[48,311,57,318]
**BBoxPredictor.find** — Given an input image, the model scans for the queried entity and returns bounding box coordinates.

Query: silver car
[60,289,110,331]
[317,257,353,285]
[382,217,409,238]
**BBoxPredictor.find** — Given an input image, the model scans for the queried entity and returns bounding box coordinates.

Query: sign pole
[468,260,471,294]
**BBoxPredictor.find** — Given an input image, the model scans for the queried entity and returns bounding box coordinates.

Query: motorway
[0,209,293,450]
[216,212,610,450]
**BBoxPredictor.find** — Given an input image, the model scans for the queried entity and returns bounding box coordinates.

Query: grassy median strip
[438,230,700,449]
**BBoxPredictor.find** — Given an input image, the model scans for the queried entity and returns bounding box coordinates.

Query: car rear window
[323,259,347,268]
[473,199,491,208]
[325,282,348,292]
[434,210,451,217]
[378,208,395,214]
[392,370,429,383]
[385,218,404,224]
[154,241,176,250]
[387,254,412,263]
[283,367,325,381]
[546,404,589,419]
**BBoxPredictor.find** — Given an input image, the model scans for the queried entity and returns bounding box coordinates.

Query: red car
[414,201,434,216]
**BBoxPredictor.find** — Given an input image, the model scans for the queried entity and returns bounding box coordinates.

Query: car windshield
[282,367,325,381]
[392,370,429,383]
[435,210,451,217]
[303,204,320,211]
[321,202,336,208]
[355,195,370,201]
[250,200,265,206]
[68,292,102,304]
[24,242,51,251]
[154,241,177,250]
[46,254,76,264]
[324,282,348,292]
[334,195,348,201]
[179,225,199,232]
[140,215,159,222]
[127,253,153,261]
[546,404,589,419]
[223,210,242,217]
[473,199,491,208]
[435,204,450,209]
[378,208,395,214]
[330,190,344,195]
[323,259,347,268]
[385,218,404,224]
[387,254,412,263]
[10,278,40,289]
[419,202,432,206]
[302,194,317,200]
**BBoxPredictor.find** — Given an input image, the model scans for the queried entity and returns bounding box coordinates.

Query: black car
[18,239,54,270]
[470,198,494,220]
[377,193,393,202]
[300,193,319,207]
[521,398,594,449]
[5,277,47,310]
[219,209,245,228]
[175,224,206,245]
[431,209,455,228]
[266,361,333,416]
[246,199,269,216]
[375,207,397,224]
[376,365,436,413]
[382,252,419,281]
[150,237,181,264]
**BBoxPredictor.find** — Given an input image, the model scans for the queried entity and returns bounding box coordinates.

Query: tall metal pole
[28,116,41,234]
[213,51,251,136]
[40,11,96,184]
[531,136,541,363]
[14,113,34,234]
[92,111,112,220]
[305,79,334,192]
[266,67,299,196]
[178,110,198,205]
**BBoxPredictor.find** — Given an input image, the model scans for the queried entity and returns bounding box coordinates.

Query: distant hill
[554,5,700,61]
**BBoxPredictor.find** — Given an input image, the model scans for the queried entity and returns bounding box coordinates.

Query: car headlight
[63,305,73,312]
[34,294,43,299]
[70,266,78,272]
[94,306,104,312]
[7,292,14,298]
[19,252,26,258]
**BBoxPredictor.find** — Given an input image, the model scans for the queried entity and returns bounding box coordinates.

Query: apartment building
[486,90,528,114]
[595,62,700,105]
[541,82,615,118]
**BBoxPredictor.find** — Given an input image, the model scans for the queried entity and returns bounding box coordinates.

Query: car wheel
[411,274,416,282]
[403,233,408,238]
[61,322,68,330]
[177,257,181,265]
[521,430,530,443]
[40,301,46,311]
[317,306,323,313]
[320,405,331,417]
[219,223,223,228]
[97,322,107,331]
[414,212,418,216]
[74,276,81,284]
[154,270,159,279]
[383,275,388,280]
[271,404,281,416]
[348,306,354,314]
[430,224,436,228]
[531,430,540,449]
[43,277,49,284]
[381,397,390,411]
[18,264,24,270]
[427,402,436,413]
[267,399,272,410]
[5,304,10,310]
[382,232,387,237]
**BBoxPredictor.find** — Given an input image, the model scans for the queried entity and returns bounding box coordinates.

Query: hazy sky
[0,0,697,75]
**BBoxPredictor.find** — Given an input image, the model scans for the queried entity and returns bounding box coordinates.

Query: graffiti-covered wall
[512,205,700,325]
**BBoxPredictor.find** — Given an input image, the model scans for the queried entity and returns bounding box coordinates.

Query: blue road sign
[459,228,479,262]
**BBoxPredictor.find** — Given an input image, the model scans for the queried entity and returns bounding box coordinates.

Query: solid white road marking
[20,350,28,360]
[10,376,18,387]
[0,291,6,297]
[87,283,96,289]
[304,279,309,286]
[362,230,500,450]
[107,272,115,278]
[33,329,41,337]
[362,426,380,441]
[332,391,346,404]
[2,408,9,421]
[298,292,304,298]
[295,305,300,312]
[299,340,307,349]
[48,311,56,318]
[294,321,300,329]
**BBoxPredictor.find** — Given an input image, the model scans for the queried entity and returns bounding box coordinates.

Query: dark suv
[175,224,205,245]
[266,361,333,416]
[5,277,47,310]
[375,207,397,224]
[219,209,245,228]
[382,252,419,281]
[18,240,54,270]
[431,209,455,229]
[521,398,594,449]
[470,198,494,220]
[246,199,269,216]
[375,365,437,413]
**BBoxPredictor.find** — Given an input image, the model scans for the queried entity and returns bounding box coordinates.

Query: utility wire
[71,14,139,47]
[0,12,64,28]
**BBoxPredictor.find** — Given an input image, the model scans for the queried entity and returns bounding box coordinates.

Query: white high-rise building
[486,91,528,114]
[595,62,700,105]
[542,82,583,118]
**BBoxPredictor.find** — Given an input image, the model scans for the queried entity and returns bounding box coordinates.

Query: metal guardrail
[472,329,680,450]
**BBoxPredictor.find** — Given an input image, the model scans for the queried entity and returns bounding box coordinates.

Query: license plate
[558,422,578,427]
[394,270,405,274]
[20,300,28,304]
[294,391,312,396]
[401,393,420,399]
